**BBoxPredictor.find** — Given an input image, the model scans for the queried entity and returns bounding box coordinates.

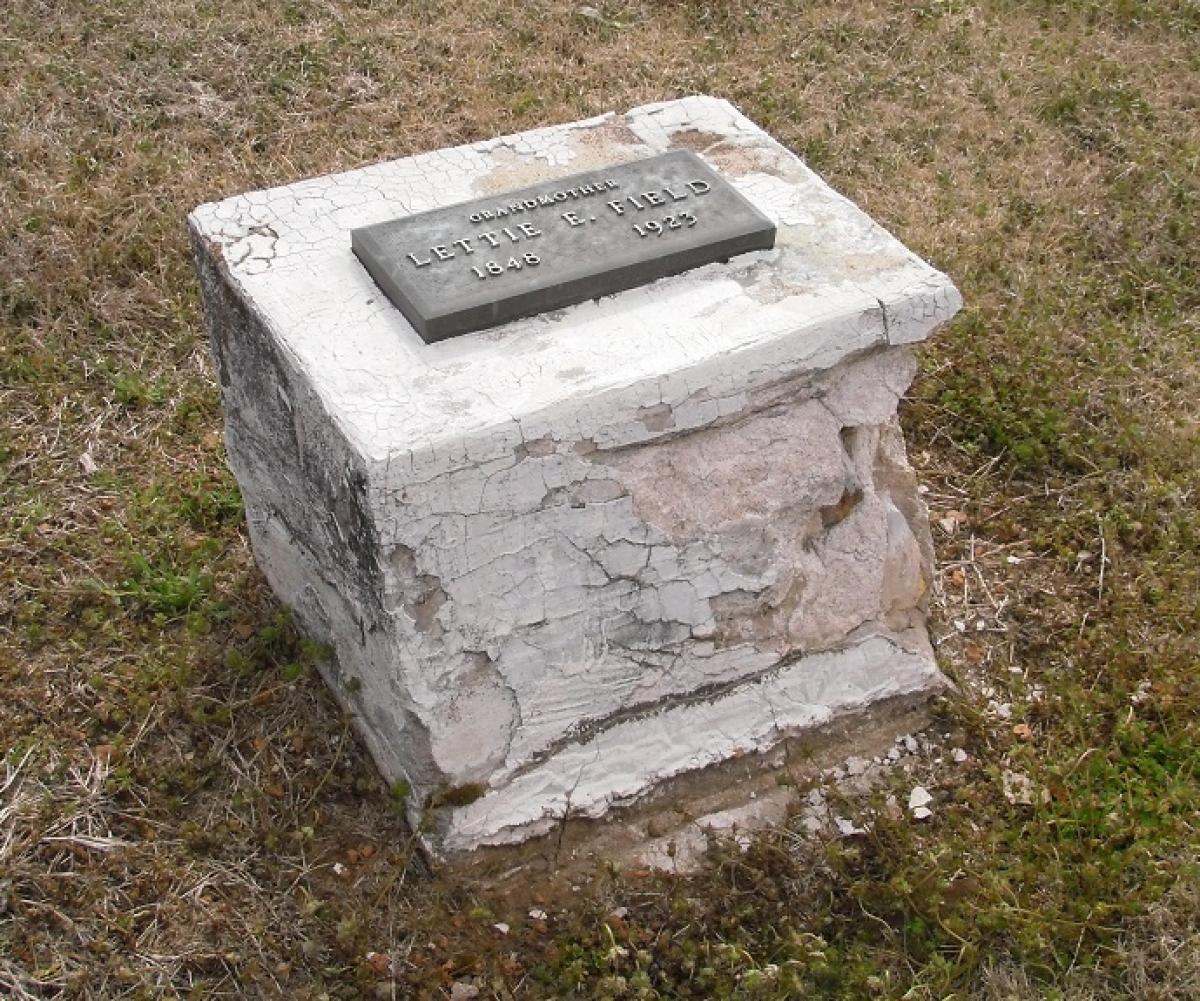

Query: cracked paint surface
[189,96,962,854]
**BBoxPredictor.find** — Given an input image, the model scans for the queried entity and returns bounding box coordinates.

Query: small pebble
[908,786,933,810]
[845,756,870,777]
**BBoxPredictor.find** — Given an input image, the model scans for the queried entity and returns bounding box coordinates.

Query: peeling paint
[190,96,961,855]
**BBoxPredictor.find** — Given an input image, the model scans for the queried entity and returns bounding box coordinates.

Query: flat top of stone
[190,96,961,465]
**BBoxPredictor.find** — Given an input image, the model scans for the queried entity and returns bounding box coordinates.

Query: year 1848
[471,252,541,279]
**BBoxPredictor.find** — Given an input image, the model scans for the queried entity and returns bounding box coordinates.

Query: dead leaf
[364,951,392,977]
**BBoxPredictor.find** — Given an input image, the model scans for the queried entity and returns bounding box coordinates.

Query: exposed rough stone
[189,96,961,855]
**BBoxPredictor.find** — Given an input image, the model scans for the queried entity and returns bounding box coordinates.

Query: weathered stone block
[189,96,961,855]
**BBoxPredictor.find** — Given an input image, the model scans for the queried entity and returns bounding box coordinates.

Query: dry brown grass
[2,0,1199,997]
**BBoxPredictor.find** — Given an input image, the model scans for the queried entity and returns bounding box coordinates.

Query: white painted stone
[189,96,961,855]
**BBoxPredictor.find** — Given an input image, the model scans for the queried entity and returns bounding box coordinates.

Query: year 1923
[632,210,698,238]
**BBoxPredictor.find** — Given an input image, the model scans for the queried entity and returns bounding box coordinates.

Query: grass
[2,0,1198,997]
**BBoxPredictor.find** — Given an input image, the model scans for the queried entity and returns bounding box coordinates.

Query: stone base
[189,96,961,856]
[449,693,939,883]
